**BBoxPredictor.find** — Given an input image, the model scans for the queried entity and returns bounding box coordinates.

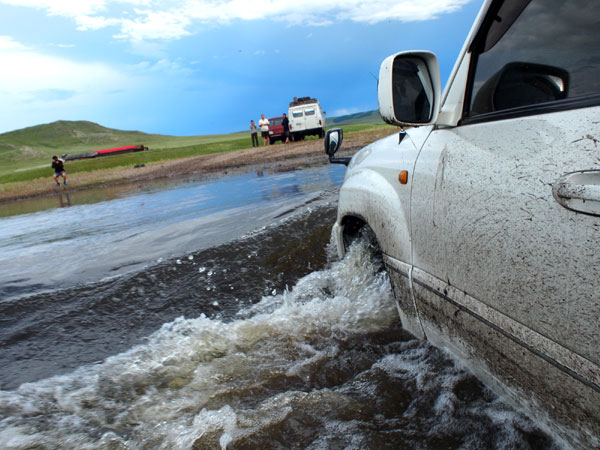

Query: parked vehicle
[288,97,325,141]
[325,0,600,448]
[267,116,285,144]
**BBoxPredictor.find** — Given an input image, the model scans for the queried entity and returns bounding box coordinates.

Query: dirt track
[0,127,397,203]
[145,127,395,179]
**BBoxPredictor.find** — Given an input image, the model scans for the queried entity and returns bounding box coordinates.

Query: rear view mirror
[471,62,570,115]
[325,128,342,156]
[324,128,350,165]
[378,51,441,126]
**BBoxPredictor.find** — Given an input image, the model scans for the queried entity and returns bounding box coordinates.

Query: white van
[288,97,325,141]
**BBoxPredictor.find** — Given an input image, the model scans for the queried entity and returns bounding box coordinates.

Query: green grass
[0,119,391,185]
[0,120,248,177]
[0,137,251,184]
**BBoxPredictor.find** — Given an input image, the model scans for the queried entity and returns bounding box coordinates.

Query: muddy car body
[326,0,600,447]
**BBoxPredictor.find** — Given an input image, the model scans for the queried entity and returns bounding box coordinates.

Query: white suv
[326,0,600,448]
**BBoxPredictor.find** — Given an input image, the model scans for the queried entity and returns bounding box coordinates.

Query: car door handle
[552,170,600,216]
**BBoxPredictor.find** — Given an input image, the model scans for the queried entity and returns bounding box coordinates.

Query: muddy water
[0,166,345,300]
[0,166,561,449]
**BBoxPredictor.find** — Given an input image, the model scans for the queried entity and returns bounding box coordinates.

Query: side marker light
[399,170,408,185]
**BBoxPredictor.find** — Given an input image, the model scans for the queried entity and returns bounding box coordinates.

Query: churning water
[0,166,561,449]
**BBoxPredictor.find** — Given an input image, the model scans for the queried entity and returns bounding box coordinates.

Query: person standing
[51,155,68,187]
[281,113,290,144]
[258,114,270,146]
[250,120,259,147]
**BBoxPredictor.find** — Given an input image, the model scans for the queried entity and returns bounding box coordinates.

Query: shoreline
[0,128,396,204]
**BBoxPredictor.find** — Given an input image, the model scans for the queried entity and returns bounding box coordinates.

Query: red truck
[267,116,285,144]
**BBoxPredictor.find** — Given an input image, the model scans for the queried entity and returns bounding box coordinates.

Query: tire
[269,137,274,145]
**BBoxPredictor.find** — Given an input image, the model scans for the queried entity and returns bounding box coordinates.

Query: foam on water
[0,238,387,447]
[0,237,560,449]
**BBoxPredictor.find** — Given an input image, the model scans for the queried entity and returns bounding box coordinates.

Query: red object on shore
[96,145,142,155]
[63,145,148,161]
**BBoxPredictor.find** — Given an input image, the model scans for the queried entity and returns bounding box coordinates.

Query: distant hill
[0,120,161,162]
[0,120,248,178]
[326,110,383,127]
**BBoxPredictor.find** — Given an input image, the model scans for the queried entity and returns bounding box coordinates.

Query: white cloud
[0,36,141,120]
[0,0,106,16]
[115,9,191,41]
[0,35,29,50]
[0,0,474,41]
[0,48,125,94]
[0,36,194,99]
[0,36,178,132]
[337,0,471,23]
[0,0,108,28]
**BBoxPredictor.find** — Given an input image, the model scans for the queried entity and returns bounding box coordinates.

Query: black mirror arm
[328,155,351,166]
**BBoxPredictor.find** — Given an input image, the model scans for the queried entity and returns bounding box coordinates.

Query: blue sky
[0,0,484,136]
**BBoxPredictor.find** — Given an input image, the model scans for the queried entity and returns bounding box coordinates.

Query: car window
[304,108,315,116]
[466,0,600,119]
[292,111,303,118]
[270,118,282,126]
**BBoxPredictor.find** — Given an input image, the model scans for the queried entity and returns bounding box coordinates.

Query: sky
[0,0,484,136]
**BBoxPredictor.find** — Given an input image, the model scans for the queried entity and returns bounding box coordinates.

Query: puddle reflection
[58,191,72,208]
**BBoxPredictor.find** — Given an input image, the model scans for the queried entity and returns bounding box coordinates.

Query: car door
[411,0,600,372]
[291,109,304,132]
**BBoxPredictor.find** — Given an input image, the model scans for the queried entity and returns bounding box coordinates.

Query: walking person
[258,114,270,146]
[281,113,290,144]
[51,155,68,187]
[250,120,259,147]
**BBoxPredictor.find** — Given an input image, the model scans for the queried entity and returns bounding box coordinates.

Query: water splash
[0,238,559,449]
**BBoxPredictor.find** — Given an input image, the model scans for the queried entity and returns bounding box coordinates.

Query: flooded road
[0,166,561,449]
[0,167,345,301]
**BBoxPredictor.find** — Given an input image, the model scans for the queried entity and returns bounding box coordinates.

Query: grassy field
[0,118,392,185]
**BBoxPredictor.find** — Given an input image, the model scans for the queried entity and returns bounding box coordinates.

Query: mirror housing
[324,128,350,166]
[378,51,441,126]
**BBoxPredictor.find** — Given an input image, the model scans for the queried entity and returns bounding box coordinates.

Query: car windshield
[270,118,282,126]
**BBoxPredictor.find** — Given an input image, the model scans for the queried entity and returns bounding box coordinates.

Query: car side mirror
[324,128,350,166]
[378,51,441,126]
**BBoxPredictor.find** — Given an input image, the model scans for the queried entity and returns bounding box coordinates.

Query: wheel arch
[334,169,423,337]
[336,169,411,264]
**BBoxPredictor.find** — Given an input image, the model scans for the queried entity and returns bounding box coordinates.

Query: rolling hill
[326,109,383,127]
[0,121,157,165]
